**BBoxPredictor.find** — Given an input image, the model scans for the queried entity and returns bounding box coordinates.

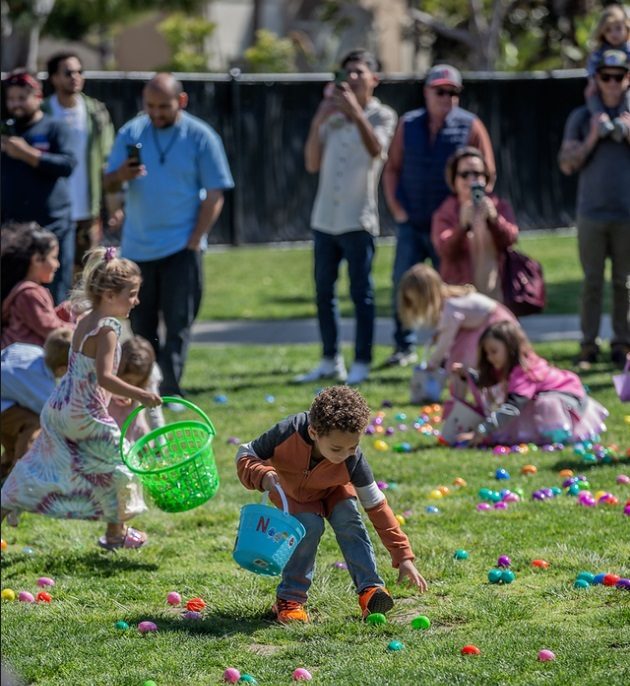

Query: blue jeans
[391,221,439,352]
[47,218,75,304]
[276,498,384,604]
[130,248,202,396]
[313,229,375,364]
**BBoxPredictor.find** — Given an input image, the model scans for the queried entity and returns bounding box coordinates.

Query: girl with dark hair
[1,223,72,348]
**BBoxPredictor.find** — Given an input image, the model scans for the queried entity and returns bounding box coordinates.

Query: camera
[471,181,485,206]
[334,69,347,86]
[126,143,142,166]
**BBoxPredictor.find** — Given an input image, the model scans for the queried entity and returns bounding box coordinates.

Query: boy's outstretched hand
[397,559,428,592]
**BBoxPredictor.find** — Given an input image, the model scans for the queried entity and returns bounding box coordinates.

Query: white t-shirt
[49,95,91,220]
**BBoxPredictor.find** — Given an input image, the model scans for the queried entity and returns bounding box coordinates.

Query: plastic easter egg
[411,615,431,630]
[264,394,275,404]
[365,612,387,625]
[494,502,508,510]
[395,514,406,525]
[495,468,510,480]
[538,649,556,662]
[143,681,157,686]
[617,474,630,485]
[18,591,34,603]
[603,574,621,587]
[239,675,257,685]
[532,559,550,569]
[461,644,481,655]
[521,464,537,475]
[453,477,467,487]
[167,591,181,606]
[559,469,574,477]
[213,394,228,404]
[115,620,129,630]
[573,579,590,589]
[0,539,7,551]
[138,621,158,634]
[501,570,515,584]
[576,571,595,583]
[497,555,511,568]
[476,503,491,511]
[385,427,395,436]
[374,425,385,434]
[454,549,469,560]
[36,591,52,603]
[393,442,411,453]
[373,439,388,451]
[429,489,443,499]
[182,611,202,620]
[387,640,404,651]
[333,561,348,570]
[377,480,389,491]
[292,667,312,681]
[438,485,450,496]
[2,589,16,601]
[425,506,439,514]
[478,488,493,500]
[616,578,630,590]
[223,668,241,683]
[365,425,375,435]
[227,436,241,445]
[22,546,34,555]
[37,577,55,588]
[186,597,205,612]
[488,569,503,584]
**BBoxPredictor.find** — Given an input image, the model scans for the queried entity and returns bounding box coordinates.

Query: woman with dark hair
[431,146,519,301]
[1,222,72,348]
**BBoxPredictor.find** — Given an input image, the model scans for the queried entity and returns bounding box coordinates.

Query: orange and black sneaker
[272,598,309,623]
[359,585,394,619]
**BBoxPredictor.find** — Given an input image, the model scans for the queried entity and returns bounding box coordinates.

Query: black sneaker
[610,344,629,369]
[385,350,418,367]
[574,344,599,371]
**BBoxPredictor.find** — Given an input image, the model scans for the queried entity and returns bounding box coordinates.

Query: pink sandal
[98,527,148,551]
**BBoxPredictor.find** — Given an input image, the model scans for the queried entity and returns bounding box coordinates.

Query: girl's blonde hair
[70,247,141,314]
[593,4,630,46]
[397,263,475,329]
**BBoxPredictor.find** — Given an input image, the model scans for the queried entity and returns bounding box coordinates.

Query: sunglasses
[64,69,83,77]
[457,170,486,180]
[434,87,460,97]
[597,72,625,83]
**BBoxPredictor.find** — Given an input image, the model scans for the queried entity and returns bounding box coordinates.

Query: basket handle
[118,395,216,456]
[262,482,290,515]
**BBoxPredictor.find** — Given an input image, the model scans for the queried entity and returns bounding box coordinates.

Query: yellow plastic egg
[429,489,443,499]
[1,589,16,601]
[594,490,607,500]
[395,514,406,526]
[373,440,389,452]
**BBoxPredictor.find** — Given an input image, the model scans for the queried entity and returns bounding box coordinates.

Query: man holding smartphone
[104,73,233,403]
[295,49,397,386]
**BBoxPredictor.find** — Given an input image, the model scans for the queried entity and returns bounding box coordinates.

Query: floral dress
[1,317,147,523]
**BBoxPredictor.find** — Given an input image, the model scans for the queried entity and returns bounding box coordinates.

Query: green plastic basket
[119,396,219,513]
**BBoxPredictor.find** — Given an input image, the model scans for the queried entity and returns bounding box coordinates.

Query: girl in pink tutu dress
[1,247,162,549]
[455,321,608,446]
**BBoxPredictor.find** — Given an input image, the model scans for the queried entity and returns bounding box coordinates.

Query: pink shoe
[98,527,147,551]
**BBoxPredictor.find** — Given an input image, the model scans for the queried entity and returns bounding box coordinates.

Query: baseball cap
[595,49,629,72]
[425,64,462,90]
[3,69,42,93]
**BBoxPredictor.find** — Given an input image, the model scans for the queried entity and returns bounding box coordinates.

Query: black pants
[130,248,203,397]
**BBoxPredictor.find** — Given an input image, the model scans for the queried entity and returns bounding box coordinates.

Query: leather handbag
[501,248,546,317]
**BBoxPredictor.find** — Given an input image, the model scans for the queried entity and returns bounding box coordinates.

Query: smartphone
[334,69,347,86]
[126,143,142,166]
[471,181,485,206]
[0,119,15,136]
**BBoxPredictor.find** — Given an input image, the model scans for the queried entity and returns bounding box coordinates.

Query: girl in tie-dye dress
[1,247,162,549]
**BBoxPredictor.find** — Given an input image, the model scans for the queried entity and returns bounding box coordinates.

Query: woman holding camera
[431,146,518,301]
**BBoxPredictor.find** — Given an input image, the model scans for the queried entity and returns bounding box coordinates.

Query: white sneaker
[293,356,347,383]
[346,361,370,385]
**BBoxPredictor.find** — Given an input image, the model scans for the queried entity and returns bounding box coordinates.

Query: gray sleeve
[235,413,303,463]
[347,450,385,509]
[478,393,529,435]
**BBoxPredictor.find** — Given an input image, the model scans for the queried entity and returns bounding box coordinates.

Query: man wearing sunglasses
[42,53,115,276]
[382,64,495,367]
[559,49,630,370]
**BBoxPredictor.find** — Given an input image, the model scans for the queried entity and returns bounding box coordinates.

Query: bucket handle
[262,482,290,515]
[119,395,216,457]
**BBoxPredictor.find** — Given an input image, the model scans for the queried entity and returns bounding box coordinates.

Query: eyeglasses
[434,88,460,97]
[64,69,83,77]
[457,170,486,180]
[597,72,625,83]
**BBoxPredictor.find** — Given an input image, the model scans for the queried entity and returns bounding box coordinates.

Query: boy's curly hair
[309,386,371,436]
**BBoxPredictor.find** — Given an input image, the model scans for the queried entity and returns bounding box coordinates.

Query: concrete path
[191,314,612,346]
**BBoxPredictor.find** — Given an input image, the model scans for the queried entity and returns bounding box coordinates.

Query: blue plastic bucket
[233,484,306,576]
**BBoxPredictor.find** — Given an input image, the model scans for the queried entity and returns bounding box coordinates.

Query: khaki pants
[0,406,41,479]
[577,215,630,347]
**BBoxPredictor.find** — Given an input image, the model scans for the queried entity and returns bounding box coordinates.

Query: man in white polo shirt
[295,49,397,386]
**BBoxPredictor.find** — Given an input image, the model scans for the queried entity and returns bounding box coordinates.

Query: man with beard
[104,73,233,404]
[1,70,76,303]
[43,52,115,276]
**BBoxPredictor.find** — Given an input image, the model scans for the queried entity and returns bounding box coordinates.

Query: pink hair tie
[104,247,117,262]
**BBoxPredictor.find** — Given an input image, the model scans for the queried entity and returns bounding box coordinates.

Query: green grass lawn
[1,341,629,686]
[199,232,603,321]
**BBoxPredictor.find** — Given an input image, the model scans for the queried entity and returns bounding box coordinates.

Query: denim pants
[276,497,384,604]
[391,221,439,352]
[47,219,75,304]
[313,229,375,364]
[130,248,202,396]
[577,215,630,347]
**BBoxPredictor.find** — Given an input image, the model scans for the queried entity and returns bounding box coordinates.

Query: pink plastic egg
[138,620,158,634]
[476,503,491,511]
[616,474,630,485]
[223,667,240,683]
[36,576,55,588]
[18,591,34,603]
[293,667,313,681]
[538,649,556,661]
[166,591,181,606]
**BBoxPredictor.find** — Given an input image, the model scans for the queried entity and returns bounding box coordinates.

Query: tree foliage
[244,29,297,73]
[157,12,216,72]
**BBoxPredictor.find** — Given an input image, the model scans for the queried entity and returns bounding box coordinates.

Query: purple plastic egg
[334,561,348,570]
[538,649,556,662]
[398,424,408,431]
[37,576,55,588]
[376,480,389,490]
[615,578,630,590]
[532,491,546,501]
[494,502,508,510]
[503,492,520,503]
[616,474,630,485]
[498,555,511,568]
[364,425,375,435]
[476,503,491,511]
[385,427,395,436]
[138,620,158,633]
[182,611,202,620]
[18,591,35,603]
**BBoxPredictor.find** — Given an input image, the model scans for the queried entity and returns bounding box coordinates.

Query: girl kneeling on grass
[1,247,162,550]
[454,321,608,446]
